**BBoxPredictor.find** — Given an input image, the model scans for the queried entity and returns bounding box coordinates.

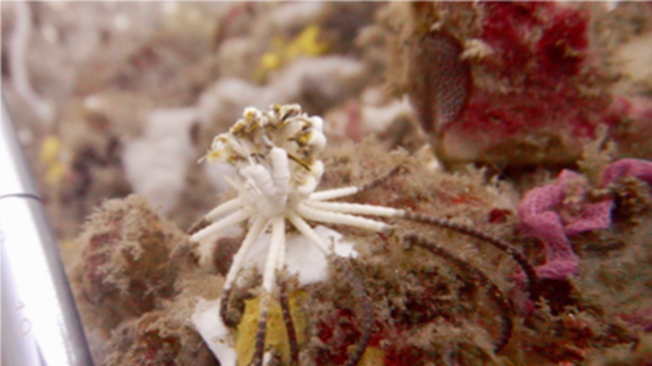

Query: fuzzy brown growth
[408,31,472,134]
[404,234,513,352]
[356,165,407,193]
[402,211,540,301]
[212,236,244,276]
[72,195,187,333]
[103,310,218,366]
[330,256,374,366]
[610,176,652,221]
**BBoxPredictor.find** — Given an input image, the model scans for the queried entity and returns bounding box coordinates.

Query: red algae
[426,2,630,167]
[536,7,589,80]
[443,1,609,164]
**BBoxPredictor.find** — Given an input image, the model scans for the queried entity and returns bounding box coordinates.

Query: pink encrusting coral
[601,158,652,186]
[517,170,612,280]
[436,3,631,166]
[518,158,652,280]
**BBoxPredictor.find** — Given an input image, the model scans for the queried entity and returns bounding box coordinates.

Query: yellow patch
[236,291,307,366]
[39,135,65,185]
[255,25,329,81]
[205,148,227,163]
[358,346,385,366]
[39,135,61,163]
[260,53,281,73]
[44,162,65,185]
[284,25,329,59]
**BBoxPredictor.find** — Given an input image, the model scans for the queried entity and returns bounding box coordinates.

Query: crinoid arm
[297,203,389,232]
[401,211,540,301]
[190,208,253,243]
[286,213,332,255]
[219,216,269,328]
[306,164,540,302]
[278,276,299,366]
[304,200,404,217]
[222,216,269,291]
[194,103,532,366]
[309,186,361,201]
[404,234,513,352]
[204,197,245,221]
[269,147,290,202]
[250,217,287,366]
[308,166,404,202]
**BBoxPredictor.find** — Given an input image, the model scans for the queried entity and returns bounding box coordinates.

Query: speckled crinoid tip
[409,31,472,134]
[200,103,328,204]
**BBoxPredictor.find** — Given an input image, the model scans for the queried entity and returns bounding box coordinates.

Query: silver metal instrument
[1,101,94,366]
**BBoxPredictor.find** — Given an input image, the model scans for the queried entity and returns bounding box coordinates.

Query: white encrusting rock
[192,298,238,366]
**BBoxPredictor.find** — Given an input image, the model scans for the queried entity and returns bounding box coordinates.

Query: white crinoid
[191,104,404,298]
[191,104,537,365]
[190,104,406,365]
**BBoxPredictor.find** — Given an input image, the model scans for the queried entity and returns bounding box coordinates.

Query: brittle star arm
[308,166,403,201]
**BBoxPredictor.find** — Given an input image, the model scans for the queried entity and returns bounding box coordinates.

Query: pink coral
[602,158,652,186]
[517,170,612,280]
[518,158,652,280]
[520,210,580,280]
[563,200,613,236]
